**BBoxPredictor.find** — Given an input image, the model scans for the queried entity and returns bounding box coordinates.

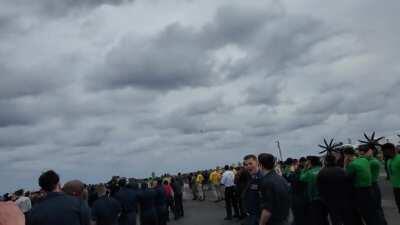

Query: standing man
[317,153,359,225]
[344,147,379,225]
[28,170,91,225]
[13,189,32,217]
[243,154,262,225]
[358,144,388,225]
[300,156,328,225]
[384,143,400,213]
[114,178,139,225]
[221,165,239,220]
[171,176,184,219]
[91,183,122,225]
[196,172,205,201]
[209,168,223,202]
[258,153,290,225]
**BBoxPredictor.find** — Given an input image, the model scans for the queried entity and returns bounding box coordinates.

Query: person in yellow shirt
[196,172,205,201]
[210,168,223,202]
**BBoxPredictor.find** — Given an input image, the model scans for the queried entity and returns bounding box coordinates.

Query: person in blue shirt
[114,178,139,225]
[28,170,91,225]
[91,183,121,225]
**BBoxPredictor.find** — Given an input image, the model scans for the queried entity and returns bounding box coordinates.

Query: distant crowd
[1,132,400,225]
[1,172,185,225]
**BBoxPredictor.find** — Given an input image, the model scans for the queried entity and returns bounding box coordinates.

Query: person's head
[243,154,258,175]
[163,180,169,185]
[118,178,127,188]
[39,170,60,192]
[382,143,396,158]
[307,156,321,167]
[14,189,24,197]
[258,153,275,171]
[324,154,337,167]
[63,180,87,200]
[224,165,229,171]
[343,146,356,159]
[95,183,107,197]
[358,144,373,157]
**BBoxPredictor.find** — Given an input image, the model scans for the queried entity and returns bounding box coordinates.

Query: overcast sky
[1,0,399,193]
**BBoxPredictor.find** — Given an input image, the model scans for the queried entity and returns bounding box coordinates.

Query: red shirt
[163,184,173,198]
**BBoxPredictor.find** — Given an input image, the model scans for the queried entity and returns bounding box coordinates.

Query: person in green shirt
[300,156,328,225]
[343,147,379,225]
[383,143,400,214]
[358,144,388,225]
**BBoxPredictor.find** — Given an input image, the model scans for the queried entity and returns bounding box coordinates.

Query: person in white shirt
[221,165,239,220]
[13,189,32,214]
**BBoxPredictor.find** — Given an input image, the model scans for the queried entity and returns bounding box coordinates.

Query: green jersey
[346,156,372,188]
[300,166,321,202]
[388,154,400,188]
[368,157,381,183]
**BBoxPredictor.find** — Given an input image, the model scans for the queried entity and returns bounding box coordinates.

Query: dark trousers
[355,187,380,225]
[308,200,329,225]
[325,200,363,225]
[174,193,184,218]
[394,188,400,214]
[119,212,136,225]
[291,195,307,225]
[244,214,259,225]
[225,186,239,218]
[156,207,167,225]
[372,182,388,225]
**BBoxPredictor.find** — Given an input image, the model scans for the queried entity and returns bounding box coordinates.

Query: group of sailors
[1,171,185,225]
[188,132,400,225]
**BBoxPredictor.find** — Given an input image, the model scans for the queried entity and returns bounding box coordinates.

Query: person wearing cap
[384,142,400,213]
[299,156,328,225]
[344,147,379,225]
[258,153,290,225]
[28,170,91,225]
[358,144,388,225]
[91,183,122,225]
[113,178,139,225]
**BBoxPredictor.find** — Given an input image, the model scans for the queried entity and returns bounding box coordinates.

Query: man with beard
[114,178,139,225]
[243,154,261,225]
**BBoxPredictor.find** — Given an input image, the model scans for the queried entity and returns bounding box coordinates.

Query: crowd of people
[184,133,400,225]
[1,132,400,225]
[1,172,185,225]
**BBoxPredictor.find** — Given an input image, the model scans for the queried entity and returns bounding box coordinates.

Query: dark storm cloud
[1,0,400,193]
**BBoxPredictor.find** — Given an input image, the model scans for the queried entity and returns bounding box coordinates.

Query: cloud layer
[1,0,400,193]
